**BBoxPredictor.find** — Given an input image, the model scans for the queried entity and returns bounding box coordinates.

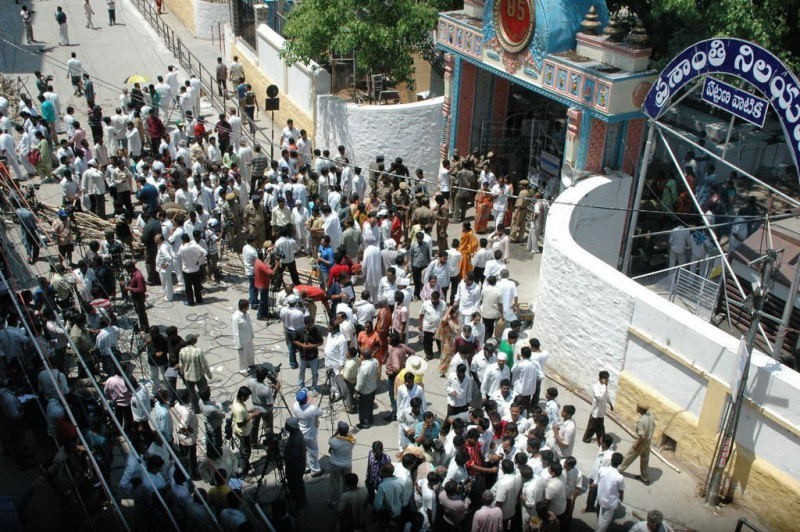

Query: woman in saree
[473,181,494,233]
[33,131,52,177]
[436,306,461,377]
[457,221,479,279]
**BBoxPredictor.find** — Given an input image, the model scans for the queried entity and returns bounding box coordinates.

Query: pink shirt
[104,375,132,406]
[392,304,408,333]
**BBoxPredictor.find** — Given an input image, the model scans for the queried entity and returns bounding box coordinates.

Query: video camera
[247,362,281,385]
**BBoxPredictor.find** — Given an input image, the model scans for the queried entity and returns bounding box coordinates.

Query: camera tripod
[318,367,353,433]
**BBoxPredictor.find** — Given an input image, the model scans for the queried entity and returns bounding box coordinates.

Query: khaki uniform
[222,200,245,252]
[307,215,325,258]
[453,169,477,222]
[245,202,266,249]
[619,411,655,482]
[411,203,434,229]
[510,188,532,242]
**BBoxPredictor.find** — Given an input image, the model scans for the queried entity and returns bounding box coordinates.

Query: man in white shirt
[67,53,84,95]
[454,272,481,326]
[596,453,625,532]
[176,233,207,305]
[322,205,342,249]
[492,460,521,525]
[544,461,568,519]
[355,350,378,429]
[490,176,511,230]
[445,363,473,419]
[511,346,540,410]
[480,352,510,399]
[292,388,324,476]
[280,119,300,148]
[323,324,348,372]
[584,370,614,444]
[553,405,577,459]
[241,236,259,307]
[496,269,518,321]
[437,160,451,198]
[280,295,306,369]
[232,299,254,373]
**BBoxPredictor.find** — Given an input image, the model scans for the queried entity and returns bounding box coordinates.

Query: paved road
[0,1,768,530]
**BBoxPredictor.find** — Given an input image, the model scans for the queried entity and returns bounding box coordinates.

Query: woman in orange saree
[473,181,494,233]
[458,222,479,279]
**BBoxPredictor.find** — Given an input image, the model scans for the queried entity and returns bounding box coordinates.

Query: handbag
[27,149,41,165]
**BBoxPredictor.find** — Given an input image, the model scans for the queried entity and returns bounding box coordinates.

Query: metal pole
[706,249,776,505]
[622,121,656,273]
[772,253,800,355]
[271,110,275,159]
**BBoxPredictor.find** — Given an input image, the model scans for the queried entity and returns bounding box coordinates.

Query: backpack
[27,149,41,166]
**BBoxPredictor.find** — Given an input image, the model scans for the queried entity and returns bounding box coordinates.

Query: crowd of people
[0,31,677,531]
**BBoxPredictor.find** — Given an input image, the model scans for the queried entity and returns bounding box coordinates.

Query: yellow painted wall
[617,371,800,531]
[232,42,314,139]
[164,0,196,34]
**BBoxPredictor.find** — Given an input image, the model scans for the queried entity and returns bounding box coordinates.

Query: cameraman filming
[99,229,125,294]
[246,365,281,445]
[254,244,276,320]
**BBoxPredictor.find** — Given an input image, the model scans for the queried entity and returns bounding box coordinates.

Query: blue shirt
[40,101,56,124]
[137,183,159,212]
[374,476,407,519]
[318,245,334,276]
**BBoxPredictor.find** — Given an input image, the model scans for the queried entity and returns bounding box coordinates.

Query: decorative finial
[580,6,602,35]
[627,17,648,47]
[603,13,624,42]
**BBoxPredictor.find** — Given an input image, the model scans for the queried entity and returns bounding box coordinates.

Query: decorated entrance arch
[642,37,800,177]
[624,38,800,356]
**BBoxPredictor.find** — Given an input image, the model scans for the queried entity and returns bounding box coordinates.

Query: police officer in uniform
[222,191,245,252]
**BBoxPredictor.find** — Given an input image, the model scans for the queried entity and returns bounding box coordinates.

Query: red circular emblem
[495,0,535,54]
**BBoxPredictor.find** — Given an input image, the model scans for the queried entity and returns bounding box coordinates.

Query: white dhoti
[362,244,382,303]
[238,341,255,370]
[159,269,174,301]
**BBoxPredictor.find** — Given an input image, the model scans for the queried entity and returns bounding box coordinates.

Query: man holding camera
[123,260,148,330]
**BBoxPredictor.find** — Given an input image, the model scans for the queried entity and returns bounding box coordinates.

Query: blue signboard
[701,77,768,128]
[642,38,800,179]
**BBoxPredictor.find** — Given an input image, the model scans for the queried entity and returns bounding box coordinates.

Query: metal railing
[129,0,229,112]
[632,255,722,321]
[128,0,276,155]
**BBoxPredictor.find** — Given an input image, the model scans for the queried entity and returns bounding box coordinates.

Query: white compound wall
[533,174,800,488]
[194,0,231,40]
[315,95,444,178]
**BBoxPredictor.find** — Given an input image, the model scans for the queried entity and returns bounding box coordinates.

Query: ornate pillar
[622,118,646,176]
[563,107,582,168]
[492,77,510,124]
[584,118,608,174]
[455,60,478,155]
[440,53,455,160]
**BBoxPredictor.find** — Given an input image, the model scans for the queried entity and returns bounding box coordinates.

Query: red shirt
[194,122,206,139]
[146,115,165,139]
[127,269,146,294]
[328,263,351,286]
[465,441,483,474]
[254,260,274,289]
[295,285,326,301]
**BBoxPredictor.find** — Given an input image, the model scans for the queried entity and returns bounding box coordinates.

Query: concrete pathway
[0,1,769,530]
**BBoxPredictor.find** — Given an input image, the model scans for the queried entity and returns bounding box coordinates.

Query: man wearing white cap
[396,358,426,416]
[292,388,324,477]
[481,351,510,399]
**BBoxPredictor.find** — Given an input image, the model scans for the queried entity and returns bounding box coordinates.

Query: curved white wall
[534,176,800,480]
[194,0,230,40]
[315,95,444,177]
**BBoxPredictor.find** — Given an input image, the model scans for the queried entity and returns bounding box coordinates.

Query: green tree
[281,0,462,86]
[608,0,800,73]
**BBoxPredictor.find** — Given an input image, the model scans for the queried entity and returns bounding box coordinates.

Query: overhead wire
[0,265,133,532]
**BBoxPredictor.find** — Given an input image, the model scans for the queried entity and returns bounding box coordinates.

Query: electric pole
[705,248,777,505]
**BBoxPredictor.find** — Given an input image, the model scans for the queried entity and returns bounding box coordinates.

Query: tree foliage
[608,0,800,74]
[281,0,462,86]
